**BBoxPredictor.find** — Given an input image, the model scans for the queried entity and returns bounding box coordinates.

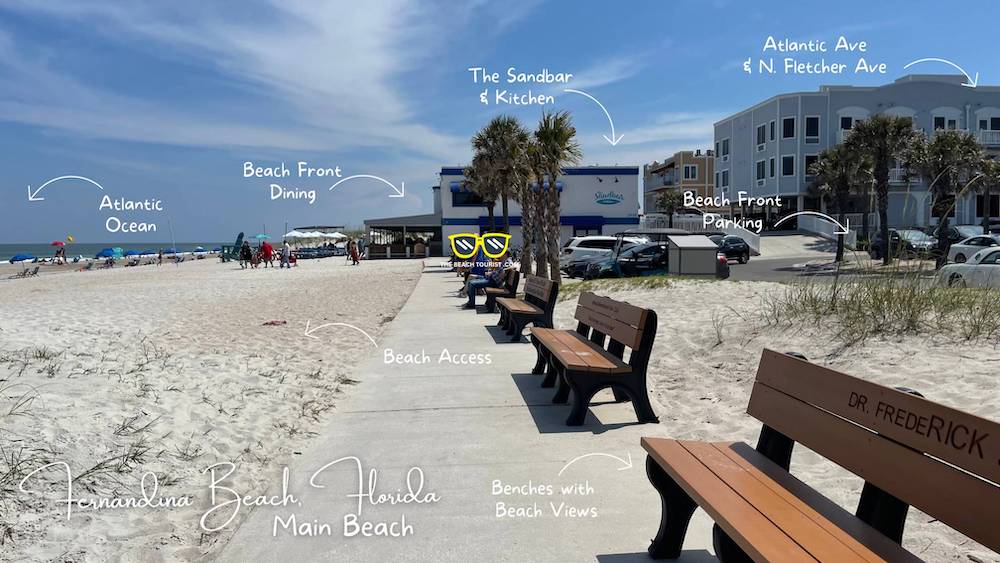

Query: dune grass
[558,274,685,301]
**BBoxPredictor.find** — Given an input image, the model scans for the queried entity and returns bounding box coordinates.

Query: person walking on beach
[260,240,274,268]
[349,239,360,266]
[280,241,291,269]
[239,241,252,269]
[157,249,163,266]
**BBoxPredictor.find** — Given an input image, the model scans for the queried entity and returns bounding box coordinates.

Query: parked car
[947,235,1000,263]
[585,243,667,279]
[563,242,637,278]
[931,224,984,246]
[708,234,751,264]
[559,235,646,268]
[868,229,937,260]
[938,247,1000,288]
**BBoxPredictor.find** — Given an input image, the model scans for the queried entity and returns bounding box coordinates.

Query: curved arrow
[563,88,623,146]
[28,175,106,202]
[903,58,978,88]
[773,211,850,235]
[558,451,632,476]
[329,174,404,198]
[304,320,379,348]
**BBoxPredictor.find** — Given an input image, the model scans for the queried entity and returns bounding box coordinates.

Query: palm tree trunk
[836,193,848,262]
[874,166,890,265]
[520,190,534,276]
[487,203,496,231]
[861,185,871,241]
[501,195,510,233]
[546,175,562,282]
[534,191,549,278]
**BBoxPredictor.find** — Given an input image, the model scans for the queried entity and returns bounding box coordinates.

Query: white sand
[552,279,999,563]
[0,257,421,562]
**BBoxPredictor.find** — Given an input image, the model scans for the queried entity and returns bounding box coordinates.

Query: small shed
[666,235,718,276]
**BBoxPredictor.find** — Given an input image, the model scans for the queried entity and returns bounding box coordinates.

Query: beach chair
[26,266,39,277]
[8,267,28,279]
[79,262,94,272]
[221,232,245,263]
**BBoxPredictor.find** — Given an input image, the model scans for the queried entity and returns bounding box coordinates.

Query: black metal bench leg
[712,525,753,563]
[552,370,570,404]
[497,308,506,327]
[611,387,630,402]
[647,456,697,559]
[565,379,600,426]
[541,358,558,388]
[508,318,523,342]
[627,382,660,424]
[530,342,546,375]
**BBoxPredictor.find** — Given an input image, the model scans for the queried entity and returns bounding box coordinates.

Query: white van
[559,235,647,267]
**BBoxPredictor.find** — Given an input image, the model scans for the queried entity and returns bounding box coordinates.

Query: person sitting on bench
[463,250,512,309]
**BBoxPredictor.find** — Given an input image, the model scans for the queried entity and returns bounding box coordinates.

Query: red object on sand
[50,241,65,246]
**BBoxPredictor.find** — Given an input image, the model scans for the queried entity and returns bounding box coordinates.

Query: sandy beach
[552,278,1000,563]
[0,257,422,562]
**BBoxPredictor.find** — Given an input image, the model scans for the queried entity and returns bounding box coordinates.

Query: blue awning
[450,180,563,192]
[531,181,563,192]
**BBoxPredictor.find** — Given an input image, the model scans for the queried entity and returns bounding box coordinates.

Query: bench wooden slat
[578,292,647,328]
[748,382,1000,552]
[641,438,817,563]
[550,330,631,374]
[495,297,541,314]
[530,328,590,371]
[524,275,554,300]
[681,441,895,562]
[754,349,1000,486]
[573,304,644,349]
[716,443,921,563]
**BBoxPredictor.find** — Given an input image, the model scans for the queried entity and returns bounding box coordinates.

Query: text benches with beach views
[641,349,1000,562]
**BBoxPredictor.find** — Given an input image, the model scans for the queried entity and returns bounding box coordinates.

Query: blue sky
[1,0,997,243]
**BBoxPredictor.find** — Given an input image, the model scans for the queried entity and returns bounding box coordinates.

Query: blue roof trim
[442,215,639,227]
[442,166,639,176]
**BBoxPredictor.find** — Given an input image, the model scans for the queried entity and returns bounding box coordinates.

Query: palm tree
[463,153,497,230]
[809,144,872,262]
[978,158,1000,234]
[904,129,984,268]
[845,115,917,265]
[534,110,582,281]
[655,189,684,228]
[474,116,531,233]
[525,140,547,277]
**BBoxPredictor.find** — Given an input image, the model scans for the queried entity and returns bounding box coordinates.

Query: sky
[1,0,997,243]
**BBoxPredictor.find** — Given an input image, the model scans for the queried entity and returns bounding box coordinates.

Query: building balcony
[979,130,1000,146]
[889,168,909,184]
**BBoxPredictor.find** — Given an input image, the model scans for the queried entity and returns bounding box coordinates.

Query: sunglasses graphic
[448,232,511,259]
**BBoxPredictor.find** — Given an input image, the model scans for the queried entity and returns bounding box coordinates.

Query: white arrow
[329,174,404,198]
[903,57,978,88]
[773,211,851,235]
[558,451,632,477]
[304,320,379,348]
[27,175,106,202]
[563,88,624,146]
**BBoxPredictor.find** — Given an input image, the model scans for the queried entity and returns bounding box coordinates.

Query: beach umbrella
[141,250,156,255]
[9,253,34,263]
[112,247,124,258]
[194,246,206,252]
[254,234,270,240]
[163,247,178,254]
[284,230,306,239]
[50,240,65,246]
[95,248,115,258]
[124,250,141,256]
[212,246,222,252]
[326,231,348,239]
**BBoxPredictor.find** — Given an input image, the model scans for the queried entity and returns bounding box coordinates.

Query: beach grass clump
[559,275,682,301]
[762,272,1000,344]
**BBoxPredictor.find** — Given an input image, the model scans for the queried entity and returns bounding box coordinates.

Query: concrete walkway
[217,266,715,562]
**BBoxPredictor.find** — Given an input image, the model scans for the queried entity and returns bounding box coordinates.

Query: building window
[452,191,485,206]
[769,157,776,178]
[683,164,698,180]
[715,172,720,188]
[781,155,795,176]
[769,120,776,141]
[714,141,720,156]
[756,124,766,150]
[782,117,796,139]
[721,170,730,187]
[934,116,958,131]
[977,194,1000,218]
[755,160,766,182]
[981,119,989,130]
[804,154,818,177]
[805,116,820,143]
[840,117,853,130]
[573,226,601,237]
[720,138,730,161]
[993,117,1000,130]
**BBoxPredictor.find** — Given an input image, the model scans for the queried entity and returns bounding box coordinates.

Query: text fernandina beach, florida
[18,457,440,539]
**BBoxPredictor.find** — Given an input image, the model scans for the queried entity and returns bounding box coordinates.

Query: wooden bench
[642,349,1000,561]
[529,292,659,426]
[495,275,558,343]
[484,268,520,313]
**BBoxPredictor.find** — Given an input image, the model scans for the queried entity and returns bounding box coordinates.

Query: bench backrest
[574,292,657,370]
[505,268,521,293]
[747,349,1000,551]
[522,275,558,317]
